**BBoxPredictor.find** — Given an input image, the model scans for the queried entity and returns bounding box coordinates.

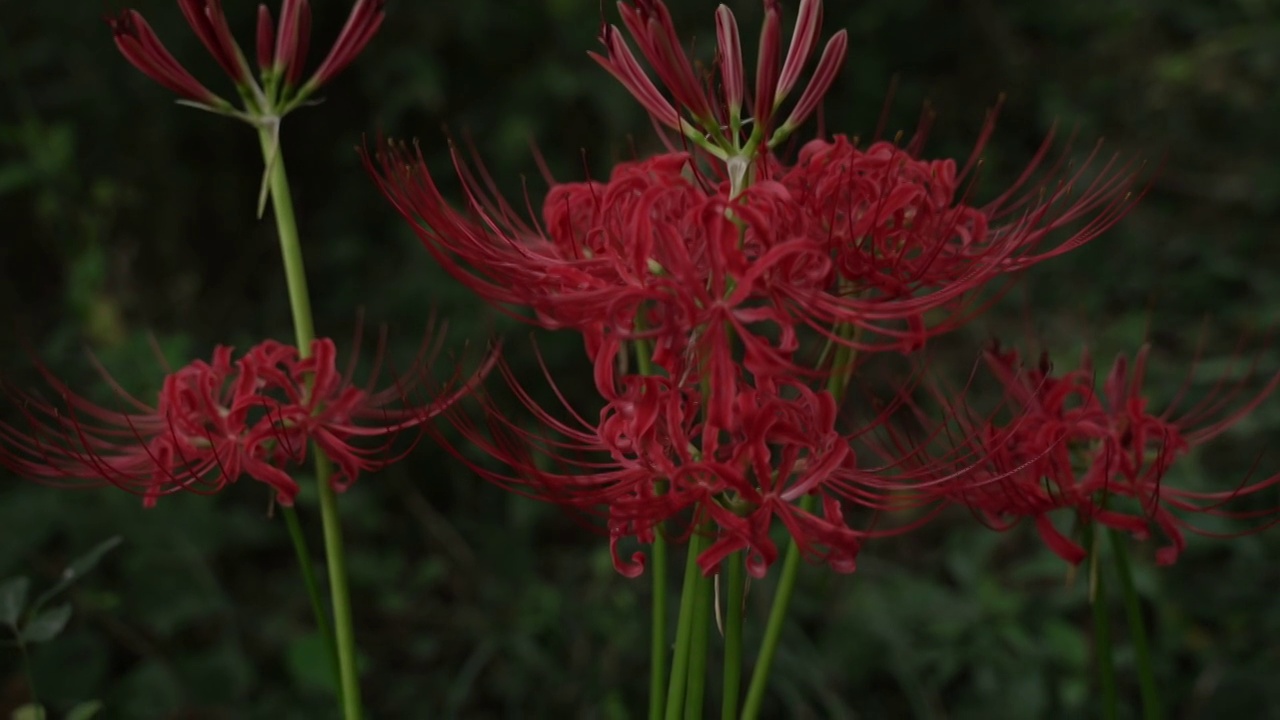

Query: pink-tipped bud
[753,0,782,130]
[780,30,847,132]
[776,0,824,101]
[108,10,226,107]
[615,0,715,123]
[591,25,682,131]
[291,1,312,86]
[274,0,309,85]
[303,0,385,90]
[176,0,254,87]
[255,4,275,72]
[715,5,745,117]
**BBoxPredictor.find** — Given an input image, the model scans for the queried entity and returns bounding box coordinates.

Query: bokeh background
[2,0,1279,718]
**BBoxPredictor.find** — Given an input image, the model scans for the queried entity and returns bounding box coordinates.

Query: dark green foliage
[2,0,1279,717]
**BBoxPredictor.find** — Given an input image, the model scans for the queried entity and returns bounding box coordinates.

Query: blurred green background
[2,0,1279,717]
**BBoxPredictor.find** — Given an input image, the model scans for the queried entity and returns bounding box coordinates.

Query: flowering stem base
[1089,527,1119,720]
[665,528,709,720]
[1109,529,1163,719]
[281,506,342,694]
[684,558,714,718]
[314,452,363,719]
[650,529,669,720]
[721,553,745,720]
[740,494,814,720]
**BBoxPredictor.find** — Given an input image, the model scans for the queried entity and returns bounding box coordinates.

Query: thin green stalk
[281,506,342,693]
[1109,530,1163,720]
[314,453,362,720]
[634,335,669,720]
[650,530,669,720]
[741,323,858,719]
[665,530,709,720]
[258,129,317,352]
[1088,528,1119,720]
[740,494,813,720]
[259,127,363,720]
[721,554,745,720]
[684,563,714,719]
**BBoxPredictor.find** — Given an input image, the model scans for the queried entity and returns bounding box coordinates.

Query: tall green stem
[281,506,342,693]
[635,336,669,720]
[665,530,709,720]
[740,495,813,720]
[721,554,745,720]
[1109,530,1163,720]
[650,529,669,720]
[1088,527,1119,720]
[741,325,858,718]
[684,561,714,719]
[259,127,363,720]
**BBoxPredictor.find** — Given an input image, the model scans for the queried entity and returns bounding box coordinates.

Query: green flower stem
[684,561,714,719]
[258,130,317,352]
[721,554,745,720]
[258,127,363,720]
[740,323,859,719]
[281,506,342,693]
[650,528,670,720]
[313,452,362,720]
[1109,530,1163,720]
[740,494,813,720]
[665,529,709,720]
[1088,527,1119,720]
[634,335,669,720]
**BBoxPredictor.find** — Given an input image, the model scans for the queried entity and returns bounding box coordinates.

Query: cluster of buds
[1,335,489,507]
[365,0,1280,578]
[109,0,385,120]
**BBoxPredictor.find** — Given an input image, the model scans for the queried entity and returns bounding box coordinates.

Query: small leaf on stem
[0,576,30,628]
[20,603,72,643]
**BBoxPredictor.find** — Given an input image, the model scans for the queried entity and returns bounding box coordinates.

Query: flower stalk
[721,554,746,720]
[259,129,364,720]
[665,529,710,720]
[1110,529,1164,720]
[1089,527,1119,720]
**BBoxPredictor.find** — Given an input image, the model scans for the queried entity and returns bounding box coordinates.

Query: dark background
[2,0,1279,717]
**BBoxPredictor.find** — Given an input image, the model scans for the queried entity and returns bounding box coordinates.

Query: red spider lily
[108,0,385,116]
[434,354,974,578]
[935,341,1280,565]
[781,130,1144,352]
[592,0,848,153]
[0,333,489,507]
[368,143,836,398]
[369,7,1143,373]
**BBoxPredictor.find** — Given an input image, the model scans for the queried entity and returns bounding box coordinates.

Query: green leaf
[20,603,72,643]
[65,700,104,720]
[0,577,30,627]
[285,632,338,694]
[10,703,46,720]
[30,537,122,613]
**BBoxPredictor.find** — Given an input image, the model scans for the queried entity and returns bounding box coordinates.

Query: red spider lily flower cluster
[363,0,1277,579]
[108,0,385,117]
[918,343,1280,567]
[0,336,484,508]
